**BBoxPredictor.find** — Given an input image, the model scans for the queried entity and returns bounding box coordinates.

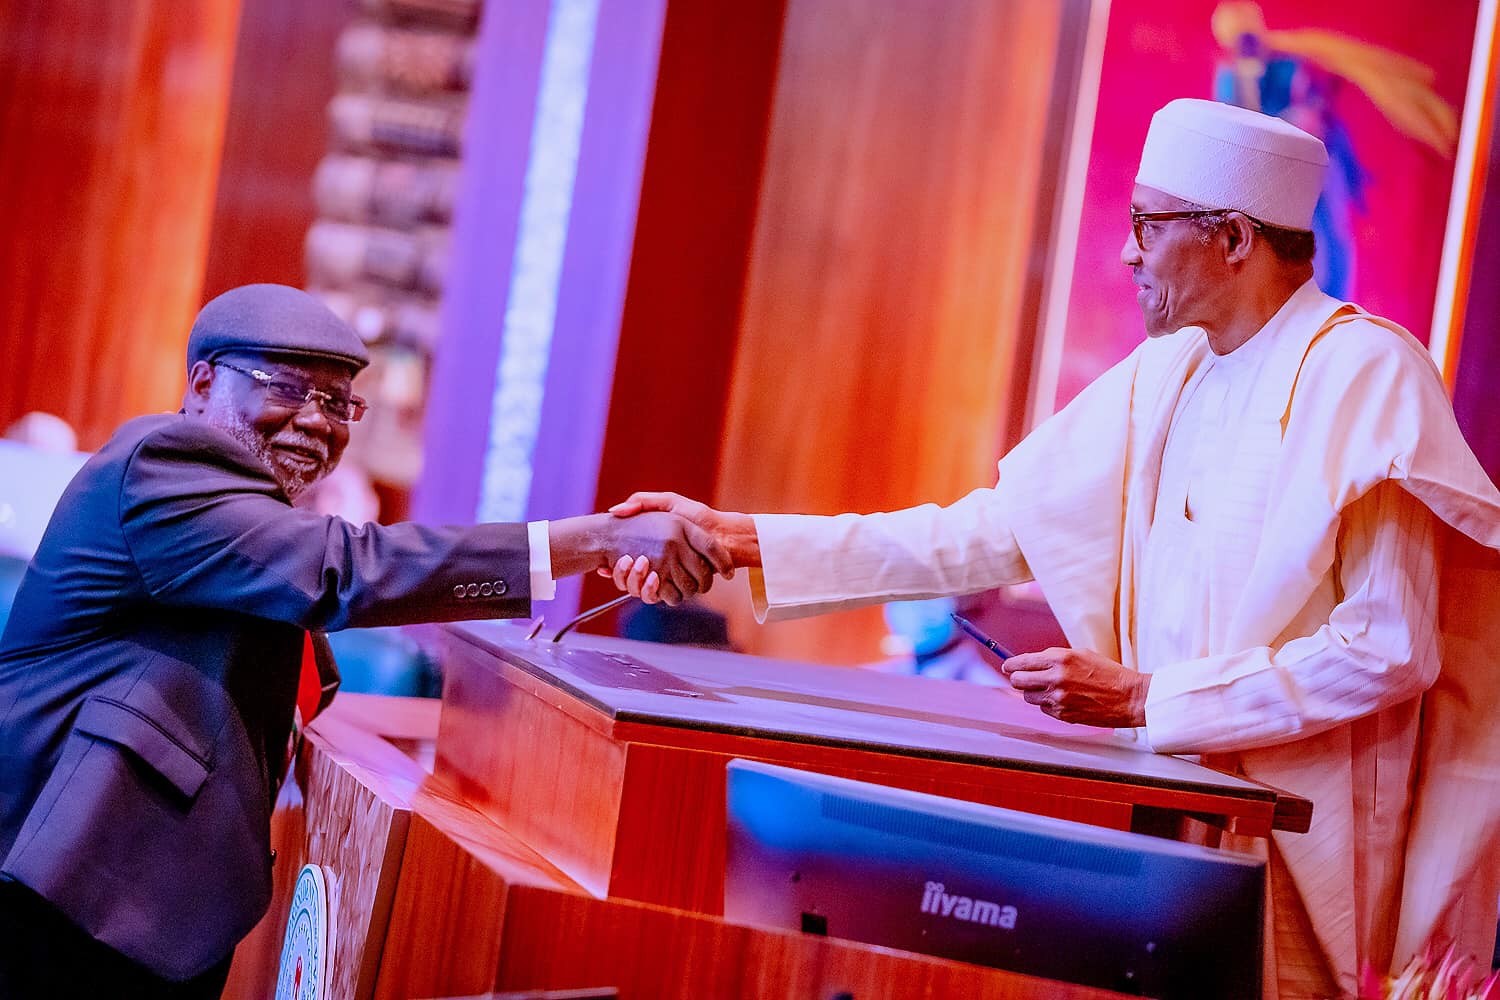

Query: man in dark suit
[0,284,726,998]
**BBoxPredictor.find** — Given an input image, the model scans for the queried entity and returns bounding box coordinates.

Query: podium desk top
[444,621,1292,813]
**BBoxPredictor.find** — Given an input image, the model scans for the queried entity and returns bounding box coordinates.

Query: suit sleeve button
[479,582,493,597]
[453,584,467,599]
[494,580,507,596]
[466,583,481,597]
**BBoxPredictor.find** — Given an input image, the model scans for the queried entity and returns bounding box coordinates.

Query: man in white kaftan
[609,100,1500,998]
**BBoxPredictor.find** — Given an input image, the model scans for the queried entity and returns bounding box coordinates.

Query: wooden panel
[576,0,790,626]
[439,623,1299,827]
[200,0,351,298]
[372,812,512,1000]
[441,991,618,1000]
[608,743,737,908]
[374,799,585,1000]
[607,719,1281,836]
[333,688,444,744]
[432,628,1287,917]
[378,783,1132,1000]
[433,637,1136,917]
[435,639,630,897]
[606,740,1136,914]
[445,623,1284,806]
[712,0,1084,664]
[223,698,437,1000]
[0,0,241,447]
[495,883,1132,1000]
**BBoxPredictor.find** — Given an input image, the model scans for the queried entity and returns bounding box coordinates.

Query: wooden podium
[434,621,1308,913]
[225,622,1309,999]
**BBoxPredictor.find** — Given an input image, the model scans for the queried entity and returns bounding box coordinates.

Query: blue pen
[950,612,1014,662]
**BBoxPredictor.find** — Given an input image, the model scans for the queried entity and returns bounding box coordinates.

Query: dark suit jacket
[0,414,531,980]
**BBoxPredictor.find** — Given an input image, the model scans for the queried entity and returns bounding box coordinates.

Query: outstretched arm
[122,423,732,625]
[605,487,1032,619]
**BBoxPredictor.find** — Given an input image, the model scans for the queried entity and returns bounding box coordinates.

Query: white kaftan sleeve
[1144,480,1441,753]
[748,486,1033,622]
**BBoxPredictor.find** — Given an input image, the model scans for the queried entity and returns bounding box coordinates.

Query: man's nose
[1121,227,1142,267]
[291,398,334,436]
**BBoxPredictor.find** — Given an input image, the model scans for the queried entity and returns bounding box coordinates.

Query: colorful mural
[1049,0,1478,412]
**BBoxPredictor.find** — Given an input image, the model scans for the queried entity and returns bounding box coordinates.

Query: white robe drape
[748,283,1500,997]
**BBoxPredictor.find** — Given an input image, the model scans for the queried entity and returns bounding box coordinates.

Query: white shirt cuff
[1140,662,1223,754]
[528,520,557,601]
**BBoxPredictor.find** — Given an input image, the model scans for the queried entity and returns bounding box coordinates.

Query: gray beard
[205,405,327,503]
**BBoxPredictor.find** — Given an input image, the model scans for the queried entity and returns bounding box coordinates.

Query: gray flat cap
[187,284,370,372]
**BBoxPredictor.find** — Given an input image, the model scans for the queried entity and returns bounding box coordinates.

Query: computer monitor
[724,759,1264,999]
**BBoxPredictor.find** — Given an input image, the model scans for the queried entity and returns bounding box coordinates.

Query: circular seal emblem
[276,864,332,1000]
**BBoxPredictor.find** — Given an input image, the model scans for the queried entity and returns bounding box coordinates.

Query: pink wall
[1053,0,1480,410]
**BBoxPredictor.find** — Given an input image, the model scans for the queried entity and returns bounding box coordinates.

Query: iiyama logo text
[919,881,1018,929]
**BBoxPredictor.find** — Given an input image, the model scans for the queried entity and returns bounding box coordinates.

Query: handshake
[554,492,760,606]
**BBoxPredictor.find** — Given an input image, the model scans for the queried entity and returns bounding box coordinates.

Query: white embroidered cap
[1136,98,1329,231]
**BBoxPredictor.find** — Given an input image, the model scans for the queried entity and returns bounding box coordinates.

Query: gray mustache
[271,435,329,462]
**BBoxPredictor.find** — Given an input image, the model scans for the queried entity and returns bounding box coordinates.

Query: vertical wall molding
[478,0,603,523]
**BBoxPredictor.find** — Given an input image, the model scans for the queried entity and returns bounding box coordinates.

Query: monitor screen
[724,759,1264,999]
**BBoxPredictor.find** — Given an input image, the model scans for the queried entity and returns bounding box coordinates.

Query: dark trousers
[0,878,232,999]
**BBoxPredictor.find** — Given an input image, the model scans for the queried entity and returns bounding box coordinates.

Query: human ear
[1223,213,1256,266]
[184,360,216,414]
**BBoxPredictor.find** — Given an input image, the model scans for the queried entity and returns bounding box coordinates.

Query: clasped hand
[599,492,756,606]
[598,510,733,606]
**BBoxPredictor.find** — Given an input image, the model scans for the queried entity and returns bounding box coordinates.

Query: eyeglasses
[213,362,368,424]
[1129,208,1265,251]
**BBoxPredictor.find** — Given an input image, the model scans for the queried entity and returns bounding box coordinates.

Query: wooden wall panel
[712,0,1086,664]
[0,0,241,447]
[200,0,350,300]
[577,0,790,624]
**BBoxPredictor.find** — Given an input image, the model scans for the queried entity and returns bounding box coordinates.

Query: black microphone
[526,593,635,642]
